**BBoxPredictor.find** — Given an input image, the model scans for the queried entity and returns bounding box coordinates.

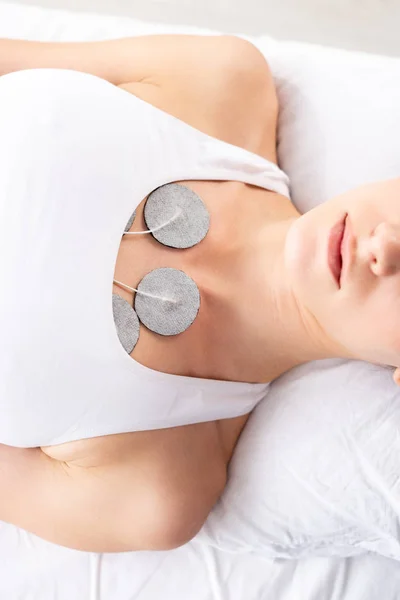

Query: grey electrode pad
[144,183,210,248]
[135,267,200,335]
[112,293,140,353]
[124,209,136,232]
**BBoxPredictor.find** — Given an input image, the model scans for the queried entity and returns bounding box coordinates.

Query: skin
[0,34,399,553]
[284,179,400,381]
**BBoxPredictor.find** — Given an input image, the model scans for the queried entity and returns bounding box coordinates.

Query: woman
[0,34,399,554]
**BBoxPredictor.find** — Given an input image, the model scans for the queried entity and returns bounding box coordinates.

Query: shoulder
[118,37,278,162]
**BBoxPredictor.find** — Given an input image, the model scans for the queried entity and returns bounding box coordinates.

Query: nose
[366,222,400,277]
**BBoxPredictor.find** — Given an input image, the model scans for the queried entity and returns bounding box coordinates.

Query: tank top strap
[195,133,290,197]
[126,89,291,199]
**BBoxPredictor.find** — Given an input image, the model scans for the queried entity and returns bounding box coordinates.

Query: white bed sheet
[2,518,400,600]
[1,2,400,599]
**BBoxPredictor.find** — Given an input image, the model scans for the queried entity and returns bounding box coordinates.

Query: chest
[44,178,276,469]
[114,178,283,384]
[43,82,282,468]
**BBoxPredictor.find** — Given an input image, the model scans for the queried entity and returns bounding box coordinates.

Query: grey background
[9,0,400,57]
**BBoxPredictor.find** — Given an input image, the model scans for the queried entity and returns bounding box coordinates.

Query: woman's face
[285,178,400,370]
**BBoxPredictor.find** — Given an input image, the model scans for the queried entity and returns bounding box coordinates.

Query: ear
[393,367,400,386]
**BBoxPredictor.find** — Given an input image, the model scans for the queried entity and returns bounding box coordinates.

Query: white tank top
[0,69,290,447]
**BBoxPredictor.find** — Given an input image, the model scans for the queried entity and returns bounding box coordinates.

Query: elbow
[128,467,227,552]
[145,510,213,552]
[214,35,278,116]
[110,506,209,553]
[145,521,204,552]
[218,35,274,83]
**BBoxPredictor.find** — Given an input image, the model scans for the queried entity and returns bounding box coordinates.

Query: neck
[259,215,350,382]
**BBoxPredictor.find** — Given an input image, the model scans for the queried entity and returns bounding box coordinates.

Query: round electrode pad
[135,267,200,335]
[124,209,137,232]
[112,293,140,353]
[144,183,210,248]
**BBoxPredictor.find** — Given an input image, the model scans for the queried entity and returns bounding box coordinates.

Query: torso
[42,80,297,473]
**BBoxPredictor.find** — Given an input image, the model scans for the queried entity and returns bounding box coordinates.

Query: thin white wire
[123,207,182,236]
[113,278,176,304]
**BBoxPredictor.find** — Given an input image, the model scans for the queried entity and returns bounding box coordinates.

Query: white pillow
[2,0,400,562]
[196,39,400,561]
[269,39,400,213]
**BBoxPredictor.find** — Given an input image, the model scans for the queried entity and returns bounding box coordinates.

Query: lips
[328,214,347,287]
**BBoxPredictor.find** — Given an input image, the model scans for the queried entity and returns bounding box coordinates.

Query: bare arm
[0,432,226,552]
[0,34,277,157]
[0,34,267,86]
